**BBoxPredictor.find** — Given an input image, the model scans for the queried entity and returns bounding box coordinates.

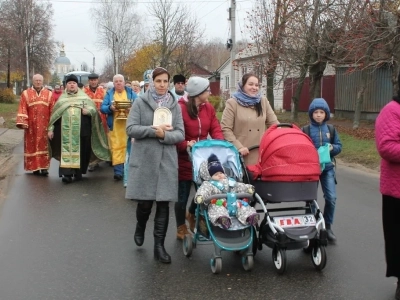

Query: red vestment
[16,88,54,171]
[52,91,62,103]
[84,86,107,132]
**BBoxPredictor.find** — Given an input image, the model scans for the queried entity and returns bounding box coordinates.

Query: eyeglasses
[175,82,185,85]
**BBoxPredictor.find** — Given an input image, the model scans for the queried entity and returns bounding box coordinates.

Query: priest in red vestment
[83,73,107,132]
[84,73,108,171]
[16,74,54,176]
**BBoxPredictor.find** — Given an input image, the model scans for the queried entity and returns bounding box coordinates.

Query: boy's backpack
[301,124,335,144]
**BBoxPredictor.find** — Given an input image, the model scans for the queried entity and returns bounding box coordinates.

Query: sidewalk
[0,128,24,148]
[0,128,23,199]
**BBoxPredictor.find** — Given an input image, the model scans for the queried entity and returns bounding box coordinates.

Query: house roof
[190,62,213,76]
[216,58,231,72]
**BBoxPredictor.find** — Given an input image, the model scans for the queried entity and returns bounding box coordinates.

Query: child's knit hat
[208,154,224,177]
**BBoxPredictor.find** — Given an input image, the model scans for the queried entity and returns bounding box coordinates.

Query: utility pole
[229,0,236,96]
[26,39,30,88]
[84,47,95,73]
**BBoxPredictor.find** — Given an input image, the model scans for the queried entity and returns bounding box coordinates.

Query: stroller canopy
[191,140,243,184]
[247,124,320,182]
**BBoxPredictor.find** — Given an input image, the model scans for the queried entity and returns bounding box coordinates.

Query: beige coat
[221,96,278,165]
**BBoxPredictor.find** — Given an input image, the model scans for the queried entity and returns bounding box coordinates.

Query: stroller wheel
[210,256,222,274]
[272,247,287,275]
[182,234,193,257]
[242,255,254,271]
[303,239,314,254]
[311,245,327,271]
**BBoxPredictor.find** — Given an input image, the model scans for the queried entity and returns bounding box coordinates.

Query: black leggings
[382,194,400,278]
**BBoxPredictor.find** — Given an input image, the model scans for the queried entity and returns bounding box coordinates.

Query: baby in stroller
[195,154,259,229]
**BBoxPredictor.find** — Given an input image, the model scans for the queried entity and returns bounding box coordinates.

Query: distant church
[54,43,73,82]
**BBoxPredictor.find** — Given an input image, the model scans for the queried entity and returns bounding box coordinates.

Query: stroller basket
[249,179,318,202]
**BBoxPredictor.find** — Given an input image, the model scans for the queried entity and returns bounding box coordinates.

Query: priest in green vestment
[48,74,110,183]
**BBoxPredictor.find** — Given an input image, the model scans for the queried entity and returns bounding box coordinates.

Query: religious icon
[153,107,172,126]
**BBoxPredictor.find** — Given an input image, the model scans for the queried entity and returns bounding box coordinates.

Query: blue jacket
[308,98,342,171]
[101,86,137,130]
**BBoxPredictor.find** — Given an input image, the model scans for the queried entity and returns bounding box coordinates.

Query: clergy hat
[88,73,99,79]
[173,74,186,84]
[65,74,78,84]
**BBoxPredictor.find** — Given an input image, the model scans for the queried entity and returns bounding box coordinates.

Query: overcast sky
[50,0,253,73]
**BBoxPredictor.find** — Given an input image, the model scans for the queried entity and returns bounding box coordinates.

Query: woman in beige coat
[221,73,279,165]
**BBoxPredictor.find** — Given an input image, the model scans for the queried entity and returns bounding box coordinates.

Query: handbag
[318,143,331,171]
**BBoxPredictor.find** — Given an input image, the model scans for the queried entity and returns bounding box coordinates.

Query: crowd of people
[17,66,398,300]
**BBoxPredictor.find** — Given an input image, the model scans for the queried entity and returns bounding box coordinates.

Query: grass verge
[0,101,19,129]
[217,110,379,171]
[336,132,379,170]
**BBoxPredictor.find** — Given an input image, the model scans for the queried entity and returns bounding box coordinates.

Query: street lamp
[84,47,95,73]
[102,25,119,74]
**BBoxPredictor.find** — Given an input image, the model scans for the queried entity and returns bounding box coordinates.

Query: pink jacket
[375,100,400,198]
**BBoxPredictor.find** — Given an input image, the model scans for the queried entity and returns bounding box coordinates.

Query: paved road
[0,143,396,300]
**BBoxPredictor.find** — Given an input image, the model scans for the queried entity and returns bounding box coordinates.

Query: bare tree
[149,0,204,71]
[331,0,400,128]
[0,0,56,87]
[246,0,306,110]
[91,0,142,75]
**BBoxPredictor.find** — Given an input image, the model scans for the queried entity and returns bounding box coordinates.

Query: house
[217,44,285,109]
[217,44,337,112]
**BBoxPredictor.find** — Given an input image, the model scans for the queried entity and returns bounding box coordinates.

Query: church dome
[54,43,71,65]
[55,56,71,65]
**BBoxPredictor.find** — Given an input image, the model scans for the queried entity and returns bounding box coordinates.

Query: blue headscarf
[232,82,261,107]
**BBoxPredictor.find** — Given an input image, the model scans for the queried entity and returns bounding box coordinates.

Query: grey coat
[125,91,184,201]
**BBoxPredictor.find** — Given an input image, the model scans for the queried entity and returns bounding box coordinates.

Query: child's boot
[246,213,260,226]
[217,216,232,229]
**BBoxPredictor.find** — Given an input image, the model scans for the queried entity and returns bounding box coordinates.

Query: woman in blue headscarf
[221,73,279,165]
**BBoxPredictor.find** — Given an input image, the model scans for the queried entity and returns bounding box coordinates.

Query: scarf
[149,75,170,107]
[232,82,261,107]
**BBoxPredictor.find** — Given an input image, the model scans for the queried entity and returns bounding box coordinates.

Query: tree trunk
[7,46,11,89]
[353,71,367,129]
[290,64,308,121]
[309,61,327,103]
[266,69,275,110]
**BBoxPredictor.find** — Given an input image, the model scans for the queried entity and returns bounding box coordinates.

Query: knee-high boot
[134,201,153,246]
[154,202,171,263]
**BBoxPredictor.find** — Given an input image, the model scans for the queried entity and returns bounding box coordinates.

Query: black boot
[134,201,153,246]
[326,224,337,243]
[154,202,171,264]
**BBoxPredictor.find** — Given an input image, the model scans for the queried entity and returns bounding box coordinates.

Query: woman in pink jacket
[375,81,400,300]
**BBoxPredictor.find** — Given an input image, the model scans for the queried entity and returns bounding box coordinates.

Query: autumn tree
[91,0,142,75]
[123,43,162,81]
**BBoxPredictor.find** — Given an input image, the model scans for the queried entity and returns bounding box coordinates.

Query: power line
[42,0,226,3]
[199,0,227,19]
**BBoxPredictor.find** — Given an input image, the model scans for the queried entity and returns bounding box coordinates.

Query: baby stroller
[182,139,265,274]
[246,123,328,274]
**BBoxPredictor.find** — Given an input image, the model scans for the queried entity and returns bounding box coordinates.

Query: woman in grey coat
[126,67,184,264]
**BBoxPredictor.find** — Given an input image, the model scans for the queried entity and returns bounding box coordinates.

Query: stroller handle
[276,123,293,128]
[203,193,254,205]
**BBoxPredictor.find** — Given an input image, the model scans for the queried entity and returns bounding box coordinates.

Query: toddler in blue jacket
[303,98,342,242]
